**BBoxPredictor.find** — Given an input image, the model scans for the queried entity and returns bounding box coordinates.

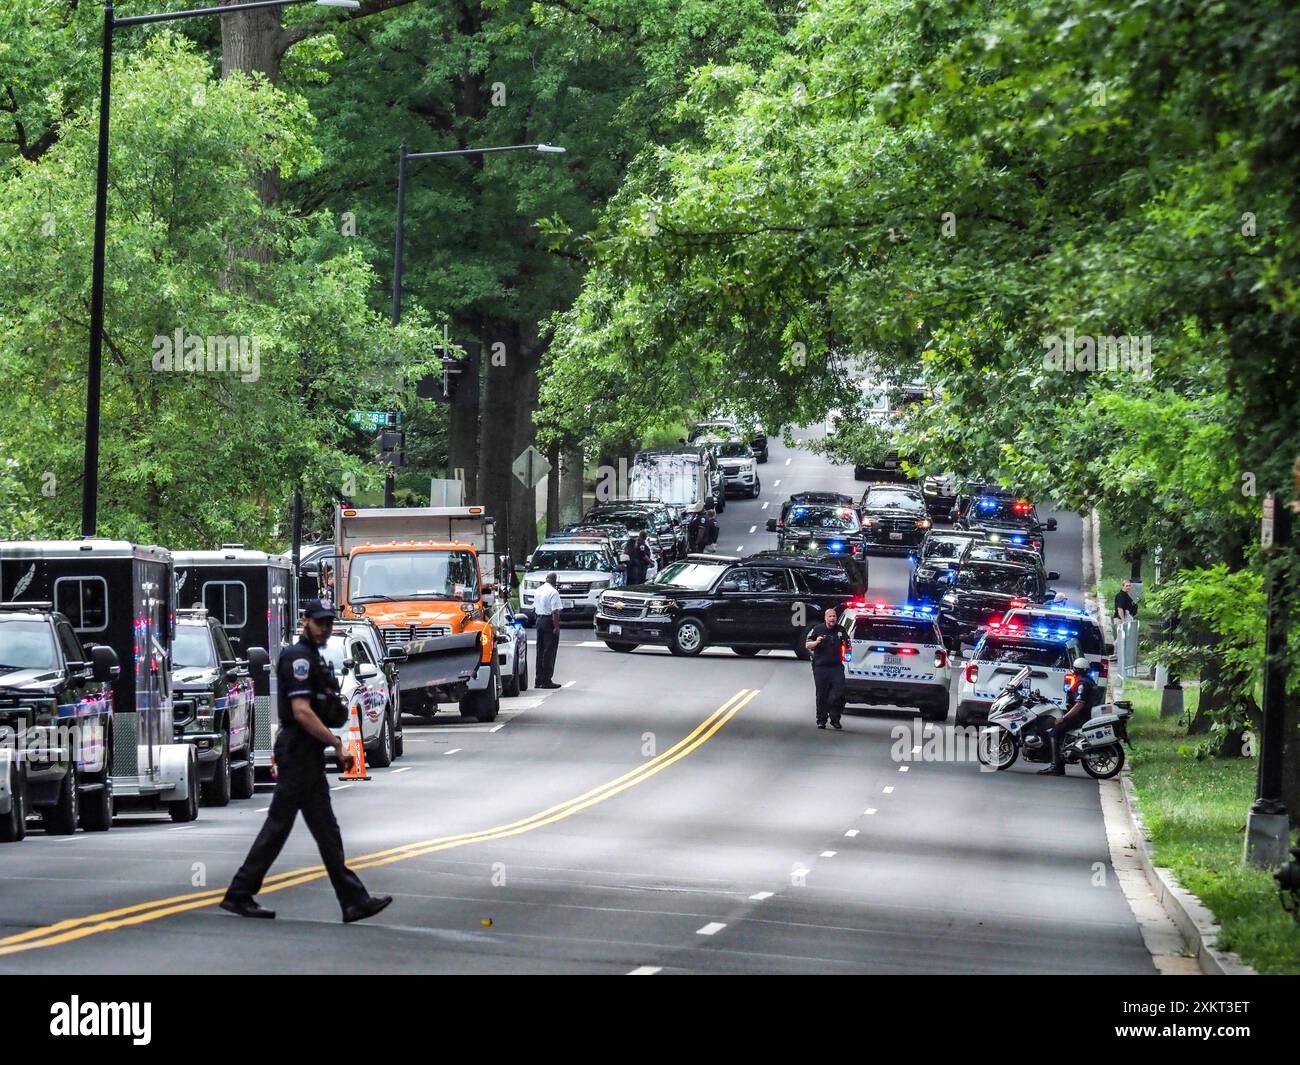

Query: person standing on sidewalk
[534,572,564,689]
[805,606,851,730]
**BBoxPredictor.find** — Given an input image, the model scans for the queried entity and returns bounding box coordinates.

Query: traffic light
[415,340,481,408]
[377,429,404,466]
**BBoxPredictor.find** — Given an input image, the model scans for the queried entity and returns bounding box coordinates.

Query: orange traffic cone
[340,699,371,781]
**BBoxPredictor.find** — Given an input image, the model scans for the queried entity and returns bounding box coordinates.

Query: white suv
[842,603,952,722]
[991,603,1113,691]
[955,632,1081,727]
[521,539,620,623]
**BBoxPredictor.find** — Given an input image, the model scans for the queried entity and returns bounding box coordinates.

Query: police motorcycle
[975,666,1131,778]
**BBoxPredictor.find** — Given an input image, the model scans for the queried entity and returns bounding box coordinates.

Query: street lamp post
[385,141,565,506]
[80,0,360,538]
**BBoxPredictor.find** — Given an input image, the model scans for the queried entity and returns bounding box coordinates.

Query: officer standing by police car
[805,606,851,729]
[221,599,392,923]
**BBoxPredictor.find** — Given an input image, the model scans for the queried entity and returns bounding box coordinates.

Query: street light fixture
[384,141,568,506]
[80,0,359,538]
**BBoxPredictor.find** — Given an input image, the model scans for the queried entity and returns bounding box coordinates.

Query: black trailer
[0,540,198,818]
[172,547,294,775]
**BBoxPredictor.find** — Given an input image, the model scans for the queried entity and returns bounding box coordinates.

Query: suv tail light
[965,663,978,683]
[934,649,947,669]
[842,643,852,663]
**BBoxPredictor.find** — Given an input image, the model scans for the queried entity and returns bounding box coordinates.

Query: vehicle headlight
[590,580,610,590]
[644,597,673,613]
[916,518,932,528]
[863,517,878,526]
[918,567,935,577]
[523,579,541,589]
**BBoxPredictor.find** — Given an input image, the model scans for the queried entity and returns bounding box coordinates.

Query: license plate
[563,598,580,607]
[883,654,902,666]
[889,532,904,541]
[609,624,622,634]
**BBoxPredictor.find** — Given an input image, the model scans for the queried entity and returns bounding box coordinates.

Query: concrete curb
[1119,776,1256,976]
[1083,508,1255,976]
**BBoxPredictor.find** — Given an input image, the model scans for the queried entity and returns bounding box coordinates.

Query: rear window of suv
[852,618,938,643]
[977,639,1070,667]
[1004,612,1104,655]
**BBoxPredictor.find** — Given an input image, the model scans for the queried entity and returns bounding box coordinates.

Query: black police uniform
[225,635,369,912]
[808,621,850,727]
[1046,671,1102,773]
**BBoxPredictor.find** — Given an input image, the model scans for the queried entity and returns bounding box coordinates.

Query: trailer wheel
[169,750,199,823]
[0,762,26,843]
[43,765,80,835]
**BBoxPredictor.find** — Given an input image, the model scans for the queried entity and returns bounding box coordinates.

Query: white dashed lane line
[628,966,662,975]
[749,525,756,534]
[820,850,837,858]
[844,829,859,837]
[696,922,727,936]
[863,808,877,815]
[882,786,895,794]
[392,767,412,774]
[899,765,910,772]
[761,502,769,510]
[444,748,462,756]
[749,891,774,901]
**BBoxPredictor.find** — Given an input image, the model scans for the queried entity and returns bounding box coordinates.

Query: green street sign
[348,410,401,432]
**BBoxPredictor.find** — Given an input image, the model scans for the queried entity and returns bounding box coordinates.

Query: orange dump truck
[335,506,501,722]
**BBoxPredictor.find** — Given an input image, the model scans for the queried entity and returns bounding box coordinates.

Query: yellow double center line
[0,687,760,957]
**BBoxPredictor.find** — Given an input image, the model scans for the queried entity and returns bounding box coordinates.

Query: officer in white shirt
[533,572,564,688]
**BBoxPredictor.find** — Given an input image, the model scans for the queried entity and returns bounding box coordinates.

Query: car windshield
[0,618,58,670]
[173,625,217,669]
[320,636,348,673]
[865,489,924,513]
[923,538,968,561]
[348,549,478,602]
[955,565,1040,596]
[969,497,1034,522]
[583,512,648,532]
[853,618,937,643]
[787,506,859,531]
[977,640,1070,667]
[528,549,609,572]
[653,562,724,591]
[716,442,751,458]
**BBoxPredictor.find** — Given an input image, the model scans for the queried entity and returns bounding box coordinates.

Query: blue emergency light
[977,497,999,512]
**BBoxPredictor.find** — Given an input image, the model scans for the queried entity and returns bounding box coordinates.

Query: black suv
[936,558,1058,644]
[907,531,983,604]
[950,486,1057,547]
[859,482,932,552]
[171,610,267,807]
[766,493,865,561]
[593,553,867,657]
[582,501,685,562]
[0,603,120,841]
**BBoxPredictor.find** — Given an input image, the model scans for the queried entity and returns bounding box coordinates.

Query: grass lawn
[1123,681,1300,973]
[1097,511,1158,615]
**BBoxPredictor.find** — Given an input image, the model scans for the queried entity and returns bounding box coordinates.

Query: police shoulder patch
[291,658,311,680]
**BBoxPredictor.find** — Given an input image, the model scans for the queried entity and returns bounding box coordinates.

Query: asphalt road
[0,431,1154,974]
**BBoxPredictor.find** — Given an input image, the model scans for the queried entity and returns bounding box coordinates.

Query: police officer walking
[805,606,850,730]
[533,572,563,689]
[221,599,392,923]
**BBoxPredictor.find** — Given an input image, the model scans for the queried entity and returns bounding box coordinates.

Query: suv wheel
[0,762,27,843]
[669,617,707,657]
[44,765,80,835]
[168,750,199,823]
[80,774,114,832]
[203,732,232,807]
[368,715,394,768]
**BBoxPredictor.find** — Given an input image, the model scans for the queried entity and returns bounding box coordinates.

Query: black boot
[1038,736,1066,775]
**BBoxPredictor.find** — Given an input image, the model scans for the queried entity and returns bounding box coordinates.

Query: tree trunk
[546,439,561,534]
[220,1,288,212]
[478,321,517,546]
[508,327,542,562]
[559,441,584,526]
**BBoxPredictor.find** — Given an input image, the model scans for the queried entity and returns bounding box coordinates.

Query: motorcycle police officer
[1039,656,1102,776]
[222,599,392,923]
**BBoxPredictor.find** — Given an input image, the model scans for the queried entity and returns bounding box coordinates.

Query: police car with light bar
[955,629,1082,727]
[841,602,952,721]
[991,602,1114,689]
[766,494,865,559]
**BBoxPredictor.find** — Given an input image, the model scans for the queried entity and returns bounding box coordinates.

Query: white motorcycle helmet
[1072,657,1089,672]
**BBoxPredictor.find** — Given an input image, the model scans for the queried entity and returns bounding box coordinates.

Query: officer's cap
[302,598,337,621]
